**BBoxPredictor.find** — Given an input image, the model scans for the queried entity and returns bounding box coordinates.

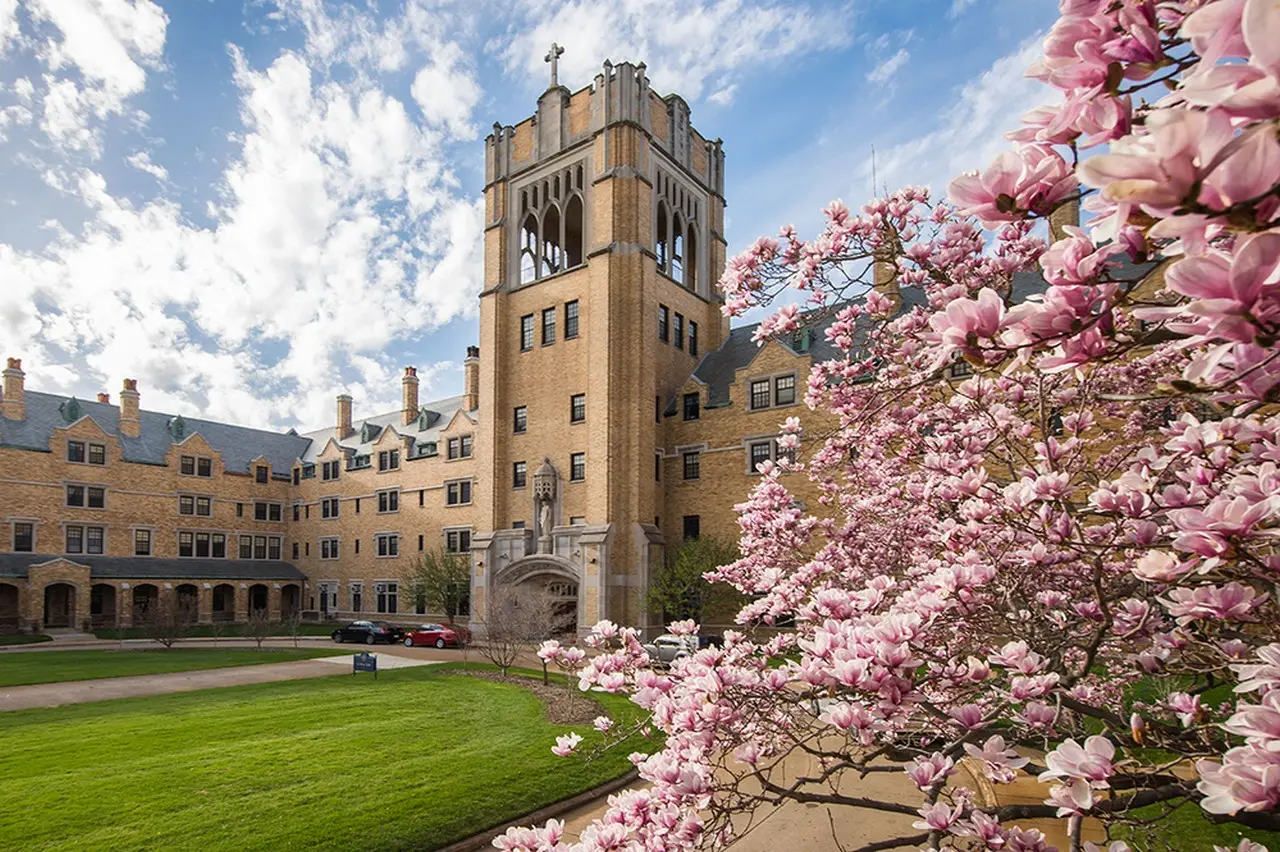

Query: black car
[330,620,403,645]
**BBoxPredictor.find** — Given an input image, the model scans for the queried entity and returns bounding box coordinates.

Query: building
[0,58,852,635]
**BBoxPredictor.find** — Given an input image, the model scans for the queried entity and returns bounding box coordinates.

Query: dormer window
[167,415,186,440]
[361,422,381,443]
[255,465,269,484]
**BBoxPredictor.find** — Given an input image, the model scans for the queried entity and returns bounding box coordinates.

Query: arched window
[656,201,669,271]
[671,213,685,284]
[565,194,584,268]
[686,226,697,293]
[520,213,538,284]
[541,204,562,276]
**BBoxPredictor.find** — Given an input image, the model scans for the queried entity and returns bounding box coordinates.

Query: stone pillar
[118,584,135,627]
[235,584,249,622]
[198,584,213,625]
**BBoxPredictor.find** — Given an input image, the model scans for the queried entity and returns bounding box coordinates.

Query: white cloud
[411,41,481,140]
[499,0,853,102]
[866,47,909,84]
[0,3,486,430]
[0,0,18,55]
[948,0,978,19]
[125,149,166,181]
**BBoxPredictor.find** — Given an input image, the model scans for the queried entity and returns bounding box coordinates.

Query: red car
[402,623,461,648]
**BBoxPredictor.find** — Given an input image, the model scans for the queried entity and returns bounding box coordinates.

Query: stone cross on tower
[544,42,565,88]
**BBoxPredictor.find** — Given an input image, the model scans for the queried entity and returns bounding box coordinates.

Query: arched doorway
[211,584,235,622]
[248,584,269,616]
[280,584,301,619]
[0,583,20,632]
[43,583,76,629]
[493,556,581,639]
[90,584,117,629]
[176,584,199,623]
[132,584,159,626]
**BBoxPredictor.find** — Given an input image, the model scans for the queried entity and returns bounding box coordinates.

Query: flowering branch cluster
[497,1,1280,850]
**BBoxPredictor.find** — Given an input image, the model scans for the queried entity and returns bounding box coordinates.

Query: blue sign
[353,652,378,678]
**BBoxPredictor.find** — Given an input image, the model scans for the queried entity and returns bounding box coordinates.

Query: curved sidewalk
[0,651,438,711]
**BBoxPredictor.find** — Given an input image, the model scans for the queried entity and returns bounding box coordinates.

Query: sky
[0,0,1060,432]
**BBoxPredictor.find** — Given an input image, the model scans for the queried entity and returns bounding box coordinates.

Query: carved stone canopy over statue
[533,457,559,552]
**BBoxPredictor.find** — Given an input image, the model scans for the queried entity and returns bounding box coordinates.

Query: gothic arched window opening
[565,194,584,268]
[671,213,685,284]
[686,227,697,292]
[520,213,538,284]
[656,201,669,271]
[541,204,562,276]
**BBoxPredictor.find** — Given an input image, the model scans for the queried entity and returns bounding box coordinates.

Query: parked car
[697,634,724,650]
[330,620,403,645]
[402,623,461,648]
[643,634,697,665]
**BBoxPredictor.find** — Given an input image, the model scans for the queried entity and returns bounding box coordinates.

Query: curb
[436,770,641,852]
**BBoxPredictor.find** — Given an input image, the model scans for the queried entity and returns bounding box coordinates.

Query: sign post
[353,651,378,679]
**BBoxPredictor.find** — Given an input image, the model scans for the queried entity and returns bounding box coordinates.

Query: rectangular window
[377,490,399,513]
[87,487,105,509]
[255,465,268,483]
[236,503,243,518]
[655,395,661,423]
[520,314,534,351]
[376,534,399,558]
[292,503,300,522]
[513,461,527,489]
[378,450,400,471]
[194,532,210,558]
[512,521,525,530]
[88,443,106,466]
[239,535,252,559]
[447,437,459,460]
[351,584,363,612]
[683,392,700,421]
[565,300,579,338]
[134,529,151,556]
[446,529,472,553]
[674,313,684,350]
[750,441,772,472]
[418,534,424,551]
[66,526,83,554]
[655,453,662,481]
[658,305,669,342]
[460,435,472,457]
[254,536,267,560]
[178,532,193,558]
[775,374,796,406]
[750,379,771,410]
[683,451,700,480]
[570,394,585,423]
[268,537,281,560]
[683,515,701,540]
[197,457,212,477]
[542,307,556,345]
[179,495,195,515]
[948,359,973,379]
[212,533,226,559]
[66,484,85,507]
[321,497,339,519]
[68,441,85,463]
[376,582,398,614]
[513,406,527,433]
[355,498,361,514]
[322,460,339,480]
[355,539,361,554]
[570,452,585,482]
[86,526,103,554]
[180,455,195,476]
[321,538,339,560]
[268,503,281,522]
[14,523,34,552]
[292,468,300,486]
[689,321,698,357]
[196,496,211,517]
[254,502,267,521]
[446,480,472,506]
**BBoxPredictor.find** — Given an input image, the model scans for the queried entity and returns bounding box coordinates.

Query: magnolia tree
[500,2,1280,850]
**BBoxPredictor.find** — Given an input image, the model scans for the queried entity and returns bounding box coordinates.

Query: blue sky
[0,0,1058,431]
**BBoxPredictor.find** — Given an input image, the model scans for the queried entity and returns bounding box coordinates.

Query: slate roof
[0,391,313,475]
[0,553,305,581]
[297,394,470,464]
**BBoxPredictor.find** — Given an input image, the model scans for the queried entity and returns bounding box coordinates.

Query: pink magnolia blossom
[551,732,583,757]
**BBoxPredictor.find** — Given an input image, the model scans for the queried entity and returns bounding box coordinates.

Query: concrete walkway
[0,651,440,711]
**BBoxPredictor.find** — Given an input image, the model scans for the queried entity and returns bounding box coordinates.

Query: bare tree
[209,615,228,647]
[242,608,274,650]
[472,584,567,676]
[147,596,191,650]
[283,610,304,648]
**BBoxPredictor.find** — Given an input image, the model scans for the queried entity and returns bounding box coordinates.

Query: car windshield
[419,624,444,630]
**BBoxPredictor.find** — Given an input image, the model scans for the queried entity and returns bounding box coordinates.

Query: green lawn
[1112,800,1280,850]
[0,633,51,646]
[0,648,338,687]
[0,665,650,851]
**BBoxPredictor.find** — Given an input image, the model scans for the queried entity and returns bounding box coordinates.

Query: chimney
[402,366,419,426]
[1,357,25,421]
[1049,197,1081,243]
[97,392,111,404]
[336,394,353,440]
[119,379,140,437]
[463,346,480,411]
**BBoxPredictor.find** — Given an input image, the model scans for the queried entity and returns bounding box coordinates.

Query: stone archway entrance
[132,584,159,625]
[212,584,235,622]
[494,555,581,639]
[280,584,301,619]
[176,585,199,623]
[43,583,76,629]
[248,584,269,616]
[0,583,21,632]
[90,584,117,629]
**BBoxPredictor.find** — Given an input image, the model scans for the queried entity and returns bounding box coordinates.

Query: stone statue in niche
[533,457,558,554]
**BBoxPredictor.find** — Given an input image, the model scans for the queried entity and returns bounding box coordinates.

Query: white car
[643,634,697,665]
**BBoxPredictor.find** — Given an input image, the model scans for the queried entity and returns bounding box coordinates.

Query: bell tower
[470,50,729,631]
